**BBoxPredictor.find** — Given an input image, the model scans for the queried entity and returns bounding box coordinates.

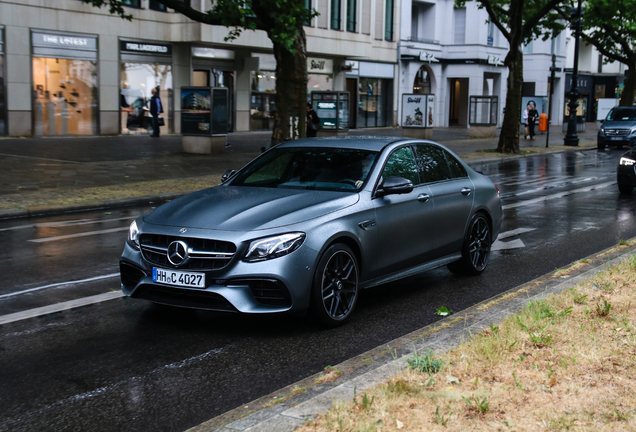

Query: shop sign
[120,41,172,56]
[487,55,504,66]
[308,58,333,74]
[32,32,97,51]
[181,87,212,135]
[419,52,439,63]
[343,60,359,72]
[192,47,234,60]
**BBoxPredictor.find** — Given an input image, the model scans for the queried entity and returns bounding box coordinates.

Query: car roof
[276,136,414,152]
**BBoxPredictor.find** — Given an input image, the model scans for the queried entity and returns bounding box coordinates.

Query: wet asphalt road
[1,149,635,432]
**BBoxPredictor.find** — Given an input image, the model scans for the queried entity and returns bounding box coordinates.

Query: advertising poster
[426,95,435,127]
[212,88,228,135]
[316,101,337,129]
[401,94,427,127]
[181,87,211,135]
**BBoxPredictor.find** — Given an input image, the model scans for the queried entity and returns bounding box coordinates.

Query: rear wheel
[618,183,633,195]
[447,213,492,275]
[310,244,359,327]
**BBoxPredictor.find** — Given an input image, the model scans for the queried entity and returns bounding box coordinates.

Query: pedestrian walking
[149,87,163,137]
[522,103,530,139]
[528,102,538,141]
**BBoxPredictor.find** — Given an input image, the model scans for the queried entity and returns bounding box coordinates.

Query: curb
[0,142,600,222]
[187,239,636,432]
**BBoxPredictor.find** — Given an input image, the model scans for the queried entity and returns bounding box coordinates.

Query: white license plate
[153,268,205,288]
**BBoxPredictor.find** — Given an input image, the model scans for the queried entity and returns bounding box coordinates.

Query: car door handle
[461,187,472,196]
[417,193,430,202]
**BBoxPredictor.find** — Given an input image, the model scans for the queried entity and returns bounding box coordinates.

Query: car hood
[602,120,636,130]
[143,186,359,231]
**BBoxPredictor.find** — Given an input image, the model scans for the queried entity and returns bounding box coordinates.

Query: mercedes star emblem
[167,240,189,266]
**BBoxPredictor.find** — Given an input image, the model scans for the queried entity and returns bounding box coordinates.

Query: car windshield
[230,147,379,191]
[606,108,636,121]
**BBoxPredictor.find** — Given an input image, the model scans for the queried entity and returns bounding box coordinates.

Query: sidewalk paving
[0,124,598,219]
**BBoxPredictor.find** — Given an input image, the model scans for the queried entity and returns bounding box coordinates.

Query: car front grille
[132,284,237,311]
[605,129,630,136]
[140,234,237,270]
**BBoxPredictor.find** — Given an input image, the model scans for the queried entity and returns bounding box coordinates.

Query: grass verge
[298,254,636,431]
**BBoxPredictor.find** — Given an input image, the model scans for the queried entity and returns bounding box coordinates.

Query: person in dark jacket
[306,103,319,138]
[149,87,163,137]
[528,102,539,141]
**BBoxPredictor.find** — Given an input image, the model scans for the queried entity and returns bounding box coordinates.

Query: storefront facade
[31,30,99,136]
[346,61,396,128]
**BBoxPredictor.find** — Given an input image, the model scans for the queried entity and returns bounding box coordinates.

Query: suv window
[413,144,451,183]
[607,108,636,121]
[381,146,420,185]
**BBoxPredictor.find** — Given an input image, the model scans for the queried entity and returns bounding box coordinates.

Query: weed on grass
[406,350,444,374]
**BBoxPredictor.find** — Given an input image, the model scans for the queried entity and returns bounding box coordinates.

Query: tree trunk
[620,60,636,107]
[497,46,523,153]
[270,26,308,147]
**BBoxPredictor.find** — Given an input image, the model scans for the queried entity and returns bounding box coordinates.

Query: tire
[447,213,492,276]
[310,244,359,327]
[618,183,633,195]
[597,141,605,151]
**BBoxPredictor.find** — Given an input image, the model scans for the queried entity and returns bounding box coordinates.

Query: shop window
[33,57,98,136]
[358,78,390,128]
[307,74,333,101]
[384,0,394,41]
[413,66,431,94]
[120,62,173,135]
[250,71,276,131]
[331,0,341,29]
[346,0,356,32]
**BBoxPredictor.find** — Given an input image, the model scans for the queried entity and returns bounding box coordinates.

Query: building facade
[398,0,567,130]
[0,0,399,137]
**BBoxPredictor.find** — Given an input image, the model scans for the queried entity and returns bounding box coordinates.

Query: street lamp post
[564,0,582,146]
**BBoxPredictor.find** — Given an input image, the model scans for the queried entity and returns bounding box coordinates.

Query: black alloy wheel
[448,213,492,275]
[311,244,359,327]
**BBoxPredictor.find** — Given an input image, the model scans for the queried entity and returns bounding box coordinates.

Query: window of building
[413,66,431,94]
[358,78,391,128]
[149,0,191,11]
[304,0,312,25]
[250,71,276,131]
[453,8,465,44]
[346,0,356,32]
[385,0,394,41]
[487,21,494,46]
[120,62,173,135]
[331,0,341,29]
[121,0,141,7]
[33,57,98,136]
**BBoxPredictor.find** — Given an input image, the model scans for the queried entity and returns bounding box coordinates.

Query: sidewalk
[0,124,598,219]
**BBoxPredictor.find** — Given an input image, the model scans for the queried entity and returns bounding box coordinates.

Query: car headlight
[619,157,636,166]
[244,233,306,262]
[127,220,140,250]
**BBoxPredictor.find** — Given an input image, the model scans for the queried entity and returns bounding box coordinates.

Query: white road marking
[496,227,537,240]
[0,273,119,300]
[492,238,525,251]
[502,180,616,210]
[0,291,124,326]
[0,216,136,232]
[28,226,129,243]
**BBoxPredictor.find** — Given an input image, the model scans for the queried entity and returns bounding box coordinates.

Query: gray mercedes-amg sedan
[120,137,502,326]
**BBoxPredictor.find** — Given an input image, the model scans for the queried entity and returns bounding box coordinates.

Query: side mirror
[599,119,604,124]
[221,169,236,183]
[375,176,414,197]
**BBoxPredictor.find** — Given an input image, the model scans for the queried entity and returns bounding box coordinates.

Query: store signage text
[41,35,89,46]
[487,55,504,66]
[407,97,422,103]
[307,58,333,74]
[124,42,169,53]
[311,60,326,70]
[419,52,439,63]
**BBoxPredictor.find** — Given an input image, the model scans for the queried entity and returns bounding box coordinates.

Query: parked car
[617,147,636,194]
[120,137,502,326]
[598,106,636,150]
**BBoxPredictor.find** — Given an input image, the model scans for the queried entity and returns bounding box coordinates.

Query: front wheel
[447,213,492,276]
[310,244,359,327]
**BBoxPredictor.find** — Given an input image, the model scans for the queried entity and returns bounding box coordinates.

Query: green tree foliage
[456,0,565,153]
[82,0,317,145]
[556,0,636,106]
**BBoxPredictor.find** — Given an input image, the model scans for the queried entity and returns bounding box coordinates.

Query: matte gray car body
[120,136,502,325]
